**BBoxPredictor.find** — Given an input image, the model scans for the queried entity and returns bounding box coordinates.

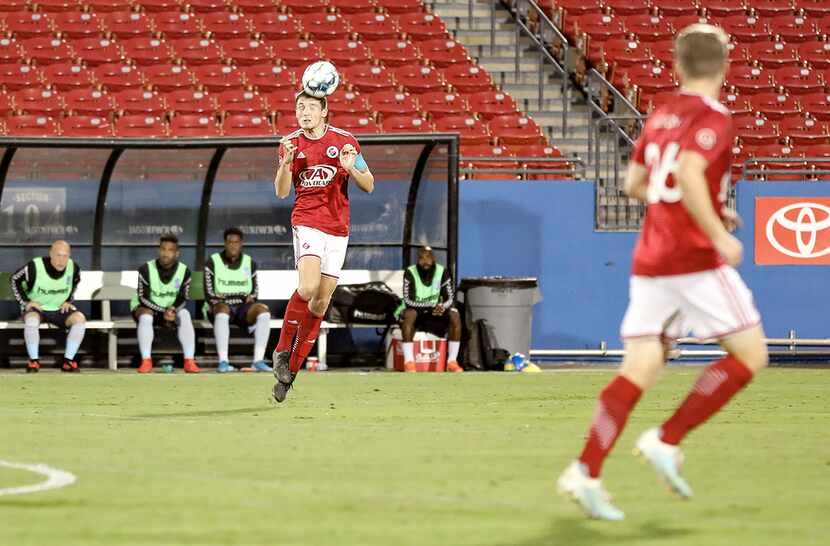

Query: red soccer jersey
[630,91,735,276]
[280,125,361,237]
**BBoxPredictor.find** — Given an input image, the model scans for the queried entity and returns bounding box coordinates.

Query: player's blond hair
[674,24,729,80]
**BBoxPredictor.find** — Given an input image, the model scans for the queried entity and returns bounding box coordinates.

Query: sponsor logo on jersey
[695,128,716,150]
[755,197,830,265]
[299,164,337,188]
[326,145,339,158]
[297,152,305,159]
[34,287,70,296]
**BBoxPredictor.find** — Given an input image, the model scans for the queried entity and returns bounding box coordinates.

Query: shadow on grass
[494,516,696,546]
[129,406,275,419]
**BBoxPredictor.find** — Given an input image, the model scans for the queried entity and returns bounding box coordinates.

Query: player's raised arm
[676,150,742,266]
[340,143,374,194]
[274,137,295,199]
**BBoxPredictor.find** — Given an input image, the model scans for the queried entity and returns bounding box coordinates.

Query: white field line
[0,460,77,497]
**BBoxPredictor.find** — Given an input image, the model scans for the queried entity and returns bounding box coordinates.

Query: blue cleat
[217,361,235,374]
[557,461,625,521]
[251,360,272,372]
[634,428,694,499]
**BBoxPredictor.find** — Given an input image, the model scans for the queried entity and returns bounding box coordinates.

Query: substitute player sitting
[11,240,86,372]
[394,246,463,373]
[204,227,271,373]
[131,234,200,374]
[271,90,374,403]
[557,24,769,520]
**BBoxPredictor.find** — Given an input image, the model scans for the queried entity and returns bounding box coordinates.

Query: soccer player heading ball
[271,64,374,403]
[558,24,769,520]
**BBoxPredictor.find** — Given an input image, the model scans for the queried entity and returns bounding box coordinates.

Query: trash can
[459,277,541,358]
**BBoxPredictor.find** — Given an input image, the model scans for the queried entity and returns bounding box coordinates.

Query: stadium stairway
[427,0,593,160]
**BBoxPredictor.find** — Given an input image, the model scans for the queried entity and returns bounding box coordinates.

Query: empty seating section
[539,0,830,179]
[0,0,561,176]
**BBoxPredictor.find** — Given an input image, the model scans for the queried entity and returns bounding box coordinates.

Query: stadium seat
[0,37,22,64]
[646,90,676,112]
[797,0,830,17]
[800,92,830,121]
[216,89,267,115]
[142,63,194,92]
[621,62,676,95]
[325,90,366,116]
[796,40,830,69]
[573,13,626,45]
[191,63,246,93]
[347,13,399,42]
[328,0,375,15]
[603,0,650,16]
[733,112,770,131]
[122,37,171,67]
[720,14,770,44]
[444,64,492,94]
[150,11,203,39]
[42,62,94,91]
[779,116,830,146]
[748,41,799,69]
[94,62,144,92]
[460,144,519,180]
[275,113,299,134]
[62,87,113,116]
[5,12,53,39]
[4,114,60,136]
[468,90,517,120]
[623,14,674,43]
[0,93,11,117]
[419,90,468,117]
[774,66,825,95]
[367,90,419,118]
[0,63,41,91]
[342,63,397,93]
[11,87,63,116]
[768,15,815,44]
[670,14,711,31]
[366,39,421,68]
[262,88,296,115]
[508,143,566,173]
[36,0,81,12]
[737,123,780,146]
[250,12,300,41]
[169,113,221,137]
[280,0,330,14]
[114,113,167,137]
[650,0,699,17]
[221,38,273,66]
[418,38,471,68]
[74,37,124,66]
[102,10,154,40]
[318,39,372,67]
[52,11,102,39]
[727,63,777,94]
[201,11,251,40]
[597,38,650,69]
[380,115,431,133]
[489,115,545,146]
[697,0,747,18]
[753,0,799,17]
[375,0,424,15]
[433,115,491,145]
[87,0,133,12]
[394,65,445,95]
[165,88,216,114]
[748,91,801,120]
[645,40,675,67]
[299,12,351,41]
[397,13,447,41]
[169,37,224,66]
[268,38,321,67]
[113,88,166,115]
[240,63,294,92]
[60,114,113,137]
[186,0,230,14]
[20,36,75,65]
[328,113,379,134]
[720,88,752,115]
[132,0,181,12]
[233,0,279,14]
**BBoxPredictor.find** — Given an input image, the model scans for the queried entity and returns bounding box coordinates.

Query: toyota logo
[765,202,830,259]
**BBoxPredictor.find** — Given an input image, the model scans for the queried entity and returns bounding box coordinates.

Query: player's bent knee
[401,308,418,323]
[252,303,269,315]
[68,311,86,324]
[297,283,319,301]
[212,303,231,315]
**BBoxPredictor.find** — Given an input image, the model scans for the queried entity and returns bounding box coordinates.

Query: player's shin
[289,312,323,373]
[277,291,309,352]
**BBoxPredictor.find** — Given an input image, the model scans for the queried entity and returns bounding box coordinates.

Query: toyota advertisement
[755,197,830,265]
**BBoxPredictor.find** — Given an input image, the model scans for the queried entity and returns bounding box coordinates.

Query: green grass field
[1,368,828,546]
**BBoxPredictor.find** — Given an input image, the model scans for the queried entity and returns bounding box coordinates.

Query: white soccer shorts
[292,225,349,279]
[620,265,761,341]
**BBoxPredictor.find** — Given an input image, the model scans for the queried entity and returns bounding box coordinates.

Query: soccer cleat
[403,361,417,373]
[272,371,296,403]
[557,461,625,521]
[61,359,79,373]
[634,428,694,499]
[251,360,271,372]
[216,361,235,373]
[272,349,293,383]
[183,358,201,374]
[447,360,464,373]
[137,358,153,374]
[26,360,40,373]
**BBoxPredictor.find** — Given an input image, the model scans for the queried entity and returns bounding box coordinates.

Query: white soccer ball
[301,61,339,98]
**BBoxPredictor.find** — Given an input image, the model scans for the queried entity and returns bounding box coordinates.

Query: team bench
[0,270,403,370]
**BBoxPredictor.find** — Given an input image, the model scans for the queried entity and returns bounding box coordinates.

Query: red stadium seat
[298,12,351,41]
[165,88,216,114]
[720,14,770,44]
[419,90,468,117]
[132,0,179,11]
[347,13,399,42]
[114,113,167,137]
[753,0,798,17]
[646,90,676,112]
[279,0,329,14]
[186,0,229,14]
[250,12,299,41]
[444,64,492,94]
[12,87,63,116]
[800,92,830,121]
[234,0,277,14]
[5,12,53,39]
[623,14,674,43]
[768,15,816,44]
[418,38,471,68]
[395,65,445,95]
[20,36,74,65]
[63,87,113,116]
[748,41,799,69]
[52,11,102,39]
[621,62,676,95]
[573,13,626,45]
[36,0,80,12]
[726,63,776,94]
[142,62,195,92]
[720,88,752,115]
[268,38,321,68]
[327,113,376,132]
[489,115,545,146]
[749,91,801,120]
[102,11,154,40]
[74,37,123,66]
[460,144,519,180]
[597,38,650,68]
[366,39,420,68]
[380,115,431,133]
[651,0,699,17]
[328,0,375,15]
[375,0,424,15]
[0,93,11,117]
[342,63,397,93]
[94,62,144,92]
[468,90,517,120]
[42,62,93,91]
[150,11,202,39]
[779,116,830,145]
[367,90,419,118]
[774,66,825,95]
[797,0,830,18]
[0,37,22,64]
[736,123,780,146]
[201,11,251,40]
[169,114,221,137]
[240,63,294,92]
[60,114,113,137]
[318,39,372,67]
[191,63,245,93]
[216,89,266,115]
[796,40,830,69]
[327,90,369,116]
[603,0,650,16]
[262,89,296,115]
[698,0,747,18]
[5,114,60,136]
[670,14,711,31]
[646,40,675,67]
[113,88,166,115]
[122,37,171,67]
[733,112,770,131]
[169,37,223,66]
[434,115,491,145]
[398,13,447,41]
[221,38,273,66]
[0,63,41,91]
[275,113,299,134]
[87,0,133,12]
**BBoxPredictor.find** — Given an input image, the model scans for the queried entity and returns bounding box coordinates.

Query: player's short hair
[223,227,244,241]
[159,233,179,247]
[295,90,327,111]
[675,24,729,80]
